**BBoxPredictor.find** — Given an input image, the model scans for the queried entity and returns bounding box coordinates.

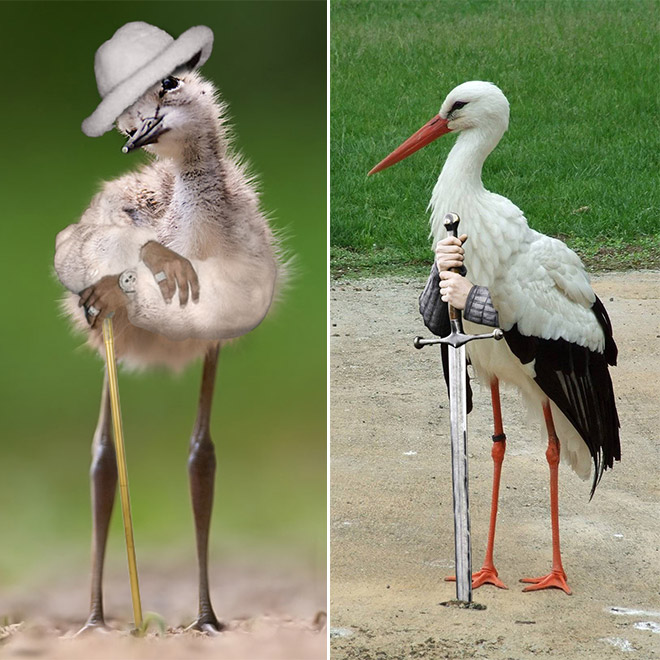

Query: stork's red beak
[368,115,451,175]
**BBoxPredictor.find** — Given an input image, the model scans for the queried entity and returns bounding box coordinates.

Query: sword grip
[443,213,462,323]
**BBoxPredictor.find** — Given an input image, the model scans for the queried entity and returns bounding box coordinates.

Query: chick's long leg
[78,370,117,633]
[188,342,224,633]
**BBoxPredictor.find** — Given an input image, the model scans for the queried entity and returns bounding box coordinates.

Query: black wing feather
[504,295,620,496]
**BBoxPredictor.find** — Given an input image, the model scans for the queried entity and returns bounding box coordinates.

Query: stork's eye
[449,100,468,114]
[161,76,180,93]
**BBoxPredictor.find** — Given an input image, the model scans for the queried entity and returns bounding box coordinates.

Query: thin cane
[102,316,143,629]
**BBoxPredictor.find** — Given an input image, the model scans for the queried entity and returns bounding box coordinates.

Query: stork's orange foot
[520,570,572,595]
[445,566,508,590]
[472,566,508,589]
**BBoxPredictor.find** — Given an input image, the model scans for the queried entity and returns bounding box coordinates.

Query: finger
[437,237,460,249]
[157,273,175,303]
[97,307,113,328]
[459,234,468,244]
[176,272,190,307]
[79,288,94,308]
[436,244,464,256]
[86,292,101,309]
[189,267,200,303]
[438,259,463,268]
[89,306,102,329]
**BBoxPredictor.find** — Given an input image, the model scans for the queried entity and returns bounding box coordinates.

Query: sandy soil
[330,271,660,659]
[0,557,326,659]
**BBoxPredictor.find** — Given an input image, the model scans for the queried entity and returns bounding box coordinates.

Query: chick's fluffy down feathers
[55,73,282,370]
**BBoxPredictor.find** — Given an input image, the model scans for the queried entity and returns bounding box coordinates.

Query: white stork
[369,81,620,594]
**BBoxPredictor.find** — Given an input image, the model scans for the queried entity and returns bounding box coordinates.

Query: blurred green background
[0,1,326,590]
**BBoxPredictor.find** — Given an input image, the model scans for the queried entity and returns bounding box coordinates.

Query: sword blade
[447,343,472,603]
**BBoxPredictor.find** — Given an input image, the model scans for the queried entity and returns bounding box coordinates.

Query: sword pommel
[443,212,460,236]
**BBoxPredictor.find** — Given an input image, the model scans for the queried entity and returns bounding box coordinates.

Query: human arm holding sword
[420,234,500,332]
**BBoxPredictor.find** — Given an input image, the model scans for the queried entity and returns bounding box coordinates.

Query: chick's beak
[122,115,168,154]
[368,115,451,175]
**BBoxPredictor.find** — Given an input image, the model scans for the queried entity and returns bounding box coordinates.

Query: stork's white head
[116,70,221,159]
[439,81,509,134]
[369,80,509,175]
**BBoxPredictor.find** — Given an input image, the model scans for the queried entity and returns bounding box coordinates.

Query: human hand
[439,271,473,310]
[140,241,200,306]
[435,234,468,272]
[79,275,127,329]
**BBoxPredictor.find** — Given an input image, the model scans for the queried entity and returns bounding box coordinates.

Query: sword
[102,317,143,630]
[414,212,503,604]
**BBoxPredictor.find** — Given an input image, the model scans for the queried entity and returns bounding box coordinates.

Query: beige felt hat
[82,21,213,137]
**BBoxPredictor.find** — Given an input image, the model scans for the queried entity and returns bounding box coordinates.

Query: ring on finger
[87,305,100,317]
[154,271,167,283]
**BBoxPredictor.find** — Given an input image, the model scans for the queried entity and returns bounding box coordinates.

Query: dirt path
[330,271,660,659]
[0,557,326,659]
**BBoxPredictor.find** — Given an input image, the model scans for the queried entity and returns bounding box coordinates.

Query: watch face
[119,269,137,293]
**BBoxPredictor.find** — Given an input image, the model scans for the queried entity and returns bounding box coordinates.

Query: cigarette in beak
[122,116,166,154]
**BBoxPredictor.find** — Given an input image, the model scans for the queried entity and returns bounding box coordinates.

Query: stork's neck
[441,126,502,189]
[428,124,513,286]
[429,125,504,239]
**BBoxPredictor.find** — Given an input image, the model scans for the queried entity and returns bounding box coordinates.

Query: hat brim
[82,25,213,137]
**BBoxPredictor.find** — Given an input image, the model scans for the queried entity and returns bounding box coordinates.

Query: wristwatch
[118,269,137,294]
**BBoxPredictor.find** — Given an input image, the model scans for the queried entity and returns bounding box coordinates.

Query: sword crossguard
[414,327,503,350]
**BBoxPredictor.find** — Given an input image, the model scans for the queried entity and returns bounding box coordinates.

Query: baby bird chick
[54,70,285,633]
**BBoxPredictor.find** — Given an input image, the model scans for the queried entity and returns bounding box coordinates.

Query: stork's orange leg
[472,378,508,588]
[446,379,508,589]
[520,402,572,595]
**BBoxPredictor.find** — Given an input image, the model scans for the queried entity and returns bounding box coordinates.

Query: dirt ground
[330,271,660,659]
[0,557,326,659]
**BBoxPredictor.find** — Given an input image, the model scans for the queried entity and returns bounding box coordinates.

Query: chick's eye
[161,76,180,92]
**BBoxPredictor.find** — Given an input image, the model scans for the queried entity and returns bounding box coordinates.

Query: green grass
[331,0,659,276]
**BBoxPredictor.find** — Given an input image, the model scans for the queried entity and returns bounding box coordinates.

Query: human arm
[420,234,499,332]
